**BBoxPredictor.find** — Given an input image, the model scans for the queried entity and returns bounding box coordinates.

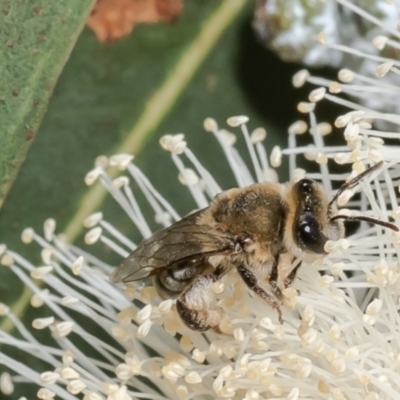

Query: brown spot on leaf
[86,0,183,43]
[25,131,34,141]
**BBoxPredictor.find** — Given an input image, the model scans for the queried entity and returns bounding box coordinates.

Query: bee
[110,161,398,332]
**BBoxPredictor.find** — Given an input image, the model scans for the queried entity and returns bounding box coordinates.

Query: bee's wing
[110,209,236,283]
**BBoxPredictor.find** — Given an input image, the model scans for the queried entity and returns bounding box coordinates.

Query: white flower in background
[253,0,400,66]
[255,0,400,118]
[2,1,400,400]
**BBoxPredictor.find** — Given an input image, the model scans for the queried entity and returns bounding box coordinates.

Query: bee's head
[292,162,398,255]
[293,179,344,254]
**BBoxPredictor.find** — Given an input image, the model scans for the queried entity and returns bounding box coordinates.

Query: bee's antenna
[328,161,383,208]
[328,162,397,232]
[330,214,399,232]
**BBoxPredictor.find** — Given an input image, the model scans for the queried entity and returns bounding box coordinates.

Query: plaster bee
[110,161,398,332]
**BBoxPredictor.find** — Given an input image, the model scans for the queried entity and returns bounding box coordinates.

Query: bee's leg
[236,265,283,324]
[284,258,302,289]
[176,266,227,332]
[268,254,283,300]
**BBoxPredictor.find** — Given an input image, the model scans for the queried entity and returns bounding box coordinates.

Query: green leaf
[64,0,249,241]
[0,0,95,207]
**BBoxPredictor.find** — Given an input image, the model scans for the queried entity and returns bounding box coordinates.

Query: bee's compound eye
[298,219,327,254]
[298,179,314,193]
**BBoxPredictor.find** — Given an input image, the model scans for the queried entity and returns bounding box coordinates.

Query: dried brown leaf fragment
[87,0,183,43]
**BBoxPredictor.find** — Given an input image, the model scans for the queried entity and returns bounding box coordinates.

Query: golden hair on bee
[110,161,398,332]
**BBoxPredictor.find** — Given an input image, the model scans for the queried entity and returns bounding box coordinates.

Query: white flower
[2,2,400,399]
[253,0,400,69]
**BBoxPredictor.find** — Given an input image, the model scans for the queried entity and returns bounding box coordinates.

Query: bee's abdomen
[153,262,207,299]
